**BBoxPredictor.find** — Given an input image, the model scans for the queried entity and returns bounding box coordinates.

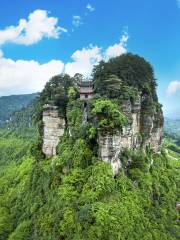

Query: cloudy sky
[0,0,180,118]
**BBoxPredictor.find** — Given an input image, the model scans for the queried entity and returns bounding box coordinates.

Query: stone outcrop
[41,93,163,176]
[141,111,163,152]
[42,104,65,157]
[98,94,163,175]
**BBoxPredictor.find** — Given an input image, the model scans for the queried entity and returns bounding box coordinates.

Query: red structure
[78,80,94,100]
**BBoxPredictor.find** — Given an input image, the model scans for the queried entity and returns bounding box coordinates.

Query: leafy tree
[95,74,122,98]
[73,73,84,87]
[93,53,158,101]
[39,74,74,118]
[91,98,127,129]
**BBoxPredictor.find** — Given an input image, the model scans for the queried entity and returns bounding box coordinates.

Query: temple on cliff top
[78,80,94,100]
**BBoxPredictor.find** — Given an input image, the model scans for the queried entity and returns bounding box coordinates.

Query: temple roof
[78,80,94,87]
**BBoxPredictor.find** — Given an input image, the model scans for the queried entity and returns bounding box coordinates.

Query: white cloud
[72,4,95,30]
[0,9,67,46]
[0,49,3,58]
[72,16,83,28]
[105,32,129,59]
[65,32,129,77]
[0,53,64,96]
[65,45,102,76]
[0,32,129,96]
[86,3,95,12]
[166,81,180,95]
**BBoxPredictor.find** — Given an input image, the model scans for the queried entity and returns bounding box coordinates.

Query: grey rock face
[142,111,164,152]
[42,104,65,157]
[98,95,163,175]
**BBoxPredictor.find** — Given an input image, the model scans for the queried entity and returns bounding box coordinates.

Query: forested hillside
[0,130,179,240]
[0,54,179,240]
[0,93,38,127]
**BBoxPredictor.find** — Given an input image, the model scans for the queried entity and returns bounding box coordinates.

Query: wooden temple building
[78,80,94,100]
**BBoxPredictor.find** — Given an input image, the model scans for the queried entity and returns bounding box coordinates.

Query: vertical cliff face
[42,104,65,157]
[41,94,163,177]
[140,110,163,152]
[41,93,163,175]
[98,93,163,175]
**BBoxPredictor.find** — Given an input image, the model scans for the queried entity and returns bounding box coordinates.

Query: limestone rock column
[42,104,65,157]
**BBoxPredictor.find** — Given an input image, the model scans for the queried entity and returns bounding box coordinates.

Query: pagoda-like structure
[78,80,94,100]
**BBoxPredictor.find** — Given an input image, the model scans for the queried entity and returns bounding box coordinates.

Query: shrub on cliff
[90,98,127,129]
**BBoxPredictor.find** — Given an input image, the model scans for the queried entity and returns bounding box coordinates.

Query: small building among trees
[78,80,94,100]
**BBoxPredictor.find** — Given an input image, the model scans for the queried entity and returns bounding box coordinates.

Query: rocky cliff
[42,104,65,157]
[42,94,163,176]
[98,93,163,175]
[40,54,164,176]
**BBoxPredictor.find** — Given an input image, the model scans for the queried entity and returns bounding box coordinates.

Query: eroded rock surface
[98,94,163,175]
[42,104,65,157]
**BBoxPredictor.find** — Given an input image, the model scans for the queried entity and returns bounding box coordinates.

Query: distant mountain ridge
[164,117,180,135]
[0,93,38,127]
[164,117,180,145]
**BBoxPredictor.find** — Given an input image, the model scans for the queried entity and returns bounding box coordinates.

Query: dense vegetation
[93,54,157,101]
[39,74,75,119]
[0,54,179,239]
[0,130,179,240]
[0,93,38,127]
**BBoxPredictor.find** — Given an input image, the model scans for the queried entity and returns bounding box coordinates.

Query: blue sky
[0,0,180,118]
